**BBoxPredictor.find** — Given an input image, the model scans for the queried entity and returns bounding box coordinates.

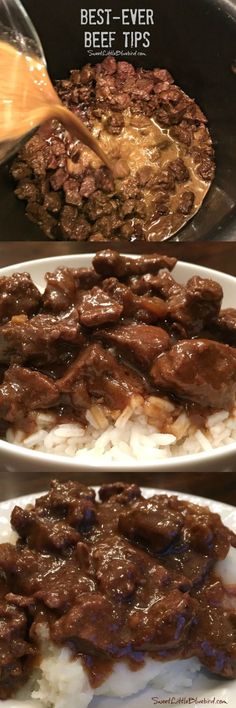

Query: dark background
[0,241,235,503]
[0,0,236,241]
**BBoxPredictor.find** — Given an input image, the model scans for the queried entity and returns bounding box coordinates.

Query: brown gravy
[0,41,111,167]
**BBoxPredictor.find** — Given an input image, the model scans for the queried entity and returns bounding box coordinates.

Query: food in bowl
[0,480,236,707]
[1,249,236,462]
[10,56,215,242]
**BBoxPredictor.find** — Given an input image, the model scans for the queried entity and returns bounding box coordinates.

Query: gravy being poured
[0,40,112,168]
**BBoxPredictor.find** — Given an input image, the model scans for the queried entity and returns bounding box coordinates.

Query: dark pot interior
[0,0,236,242]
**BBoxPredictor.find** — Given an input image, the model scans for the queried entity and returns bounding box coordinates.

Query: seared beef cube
[15,179,39,201]
[0,365,59,422]
[167,276,223,335]
[102,278,167,323]
[10,160,32,181]
[73,267,101,289]
[43,268,77,312]
[44,191,62,213]
[11,507,81,553]
[177,190,195,215]
[79,287,123,327]
[129,271,180,298]
[168,158,190,182]
[63,178,82,207]
[99,482,141,503]
[0,311,84,365]
[212,308,236,345]
[0,273,41,325]
[35,479,96,515]
[129,589,193,651]
[58,342,146,410]
[151,339,236,409]
[0,601,35,699]
[51,593,118,655]
[105,113,125,135]
[93,250,177,278]
[96,323,171,369]
[26,201,57,238]
[192,604,236,678]
[118,497,183,552]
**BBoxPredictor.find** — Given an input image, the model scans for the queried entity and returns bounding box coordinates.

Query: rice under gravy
[2,494,236,708]
[6,393,236,461]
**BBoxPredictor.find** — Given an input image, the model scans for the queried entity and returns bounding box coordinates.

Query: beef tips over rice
[1,250,236,460]
[11,57,215,242]
[0,480,236,702]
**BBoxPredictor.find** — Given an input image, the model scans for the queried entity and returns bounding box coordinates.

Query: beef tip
[0,601,35,699]
[11,507,81,554]
[0,365,59,422]
[99,482,141,503]
[78,287,123,327]
[129,589,193,651]
[119,497,183,552]
[58,342,146,410]
[96,324,171,369]
[35,479,96,517]
[129,270,180,298]
[136,166,154,187]
[105,112,125,135]
[60,206,91,241]
[14,179,39,201]
[177,190,195,215]
[51,593,118,655]
[151,339,236,409]
[80,175,96,198]
[196,156,215,182]
[95,166,115,193]
[102,277,167,323]
[0,310,84,366]
[73,267,101,289]
[44,191,62,213]
[26,201,57,238]
[96,556,141,600]
[168,158,190,183]
[193,604,236,678]
[212,308,236,345]
[0,273,41,325]
[167,276,223,336]
[50,167,67,191]
[93,249,177,278]
[43,267,77,312]
[10,159,32,181]
[153,68,174,84]
[63,178,83,207]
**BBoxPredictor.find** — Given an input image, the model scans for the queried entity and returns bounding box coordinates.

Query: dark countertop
[0,241,235,504]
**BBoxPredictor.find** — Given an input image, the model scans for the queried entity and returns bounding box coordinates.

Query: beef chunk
[168,158,190,182]
[78,287,123,327]
[0,601,35,699]
[99,482,141,503]
[11,507,81,554]
[119,497,183,552]
[0,310,84,366]
[177,190,195,215]
[0,366,59,422]
[212,308,236,345]
[0,273,41,325]
[93,250,177,278]
[96,323,171,369]
[192,603,236,678]
[59,206,91,241]
[51,593,118,655]
[102,277,167,323]
[43,268,78,312]
[58,342,146,410]
[129,589,193,651]
[167,276,223,336]
[73,267,101,289]
[151,339,236,409]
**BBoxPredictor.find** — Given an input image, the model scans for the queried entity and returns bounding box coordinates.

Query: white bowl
[1,253,236,473]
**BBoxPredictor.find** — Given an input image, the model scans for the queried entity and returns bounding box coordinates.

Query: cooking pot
[0,0,236,242]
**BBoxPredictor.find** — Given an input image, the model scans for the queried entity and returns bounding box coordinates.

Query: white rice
[6,395,236,461]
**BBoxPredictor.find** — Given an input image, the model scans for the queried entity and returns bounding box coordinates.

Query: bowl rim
[1,252,236,471]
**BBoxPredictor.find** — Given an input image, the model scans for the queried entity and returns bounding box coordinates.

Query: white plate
[0,487,236,708]
[1,254,236,472]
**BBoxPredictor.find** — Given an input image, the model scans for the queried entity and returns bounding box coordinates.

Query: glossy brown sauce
[0,481,236,699]
[0,41,111,167]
